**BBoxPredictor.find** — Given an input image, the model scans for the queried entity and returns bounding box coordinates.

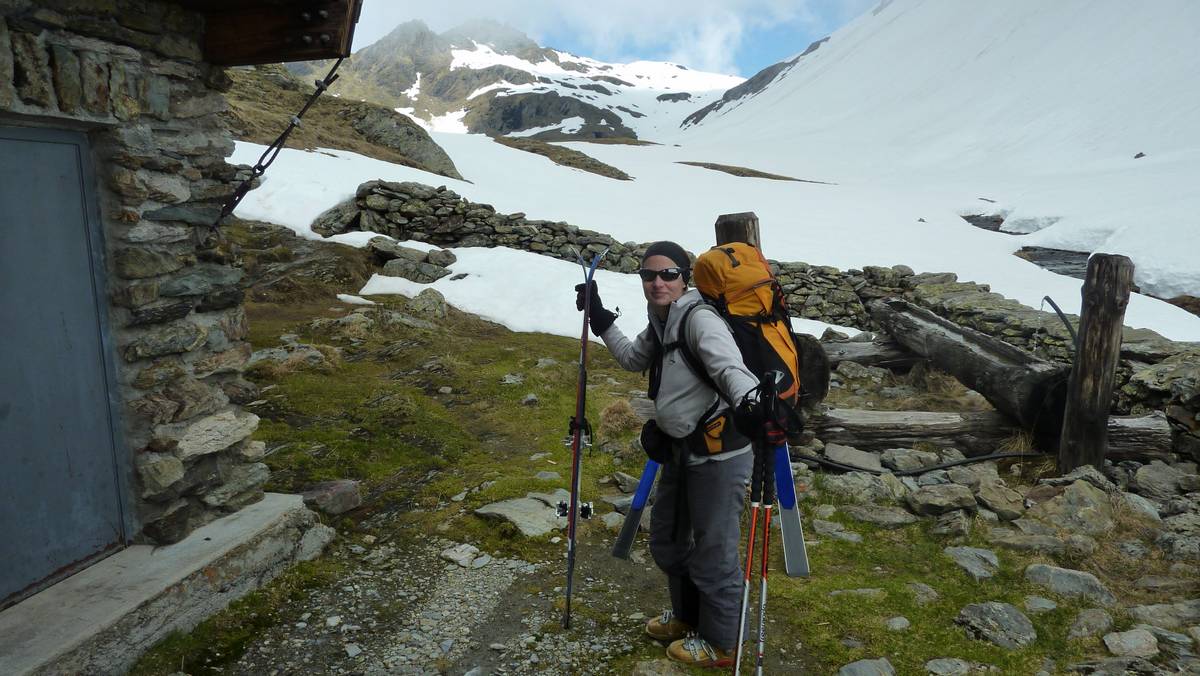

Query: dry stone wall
[2,0,265,543]
[312,179,1200,461]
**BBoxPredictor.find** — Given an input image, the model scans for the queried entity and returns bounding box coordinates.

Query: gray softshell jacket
[599,289,759,463]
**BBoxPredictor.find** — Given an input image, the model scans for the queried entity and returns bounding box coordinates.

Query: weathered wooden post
[1058,253,1135,473]
[714,212,760,248]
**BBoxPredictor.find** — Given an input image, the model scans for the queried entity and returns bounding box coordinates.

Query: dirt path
[224,511,808,674]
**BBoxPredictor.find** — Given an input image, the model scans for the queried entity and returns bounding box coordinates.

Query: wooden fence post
[714,212,760,248]
[1058,253,1135,473]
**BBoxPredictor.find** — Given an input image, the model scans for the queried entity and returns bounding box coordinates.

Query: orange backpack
[680,241,803,407]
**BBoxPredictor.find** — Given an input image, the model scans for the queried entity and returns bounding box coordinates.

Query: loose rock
[302,480,362,515]
[1024,563,1117,606]
[944,546,1000,581]
[440,543,481,567]
[814,519,864,543]
[908,484,976,516]
[838,657,895,675]
[825,443,884,472]
[1103,628,1159,657]
[1068,608,1114,639]
[841,504,920,529]
[1024,596,1058,614]
[1127,598,1200,629]
[880,448,940,472]
[976,481,1024,521]
[1132,461,1185,502]
[475,491,567,537]
[924,658,973,675]
[956,602,1037,649]
[931,510,972,537]
[1025,480,1114,535]
[907,582,940,606]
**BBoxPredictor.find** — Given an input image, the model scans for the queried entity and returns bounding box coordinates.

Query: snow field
[229,137,1200,342]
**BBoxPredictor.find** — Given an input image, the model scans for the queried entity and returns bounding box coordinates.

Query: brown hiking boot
[666,633,735,668]
[645,610,692,642]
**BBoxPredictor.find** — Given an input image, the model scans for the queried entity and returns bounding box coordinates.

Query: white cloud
[352,0,875,75]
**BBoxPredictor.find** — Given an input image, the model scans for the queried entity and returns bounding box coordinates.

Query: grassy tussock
[493,136,633,180]
[599,399,642,437]
[676,161,832,184]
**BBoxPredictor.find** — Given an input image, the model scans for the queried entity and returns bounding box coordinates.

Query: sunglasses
[638,267,685,282]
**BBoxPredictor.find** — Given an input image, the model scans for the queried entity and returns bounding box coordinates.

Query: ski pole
[733,444,764,675]
[755,448,776,676]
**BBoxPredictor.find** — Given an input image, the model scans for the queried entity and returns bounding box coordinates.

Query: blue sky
[352,1,876,77]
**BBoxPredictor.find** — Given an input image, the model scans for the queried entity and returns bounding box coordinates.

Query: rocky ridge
[286,19,741,141]
[223,64,462,180]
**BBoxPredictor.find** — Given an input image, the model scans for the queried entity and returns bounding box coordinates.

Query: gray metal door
[0,126,129,608]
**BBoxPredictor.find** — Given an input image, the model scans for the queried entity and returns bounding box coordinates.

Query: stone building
[0,1,360,672]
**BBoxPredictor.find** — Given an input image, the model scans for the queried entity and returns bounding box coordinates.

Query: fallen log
[811,409,1014,456]
[810,408,1172,461]
[867,298,1069,448]
[1106,411,1173,462]
[821,338,923,371]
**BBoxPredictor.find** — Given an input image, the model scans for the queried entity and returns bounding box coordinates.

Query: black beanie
[642,240,691,270]
[642,241,691,282]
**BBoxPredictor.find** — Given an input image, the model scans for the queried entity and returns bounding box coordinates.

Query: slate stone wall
[1,0,265,543]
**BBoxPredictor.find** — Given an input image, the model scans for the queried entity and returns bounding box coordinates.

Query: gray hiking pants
[649,450,752,650]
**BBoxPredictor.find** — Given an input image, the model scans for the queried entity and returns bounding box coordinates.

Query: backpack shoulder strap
[667,301,730,405]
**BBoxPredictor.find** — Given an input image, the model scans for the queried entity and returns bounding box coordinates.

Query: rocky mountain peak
[440,19,540,56]
[286,17,743,142]
[355,19,448,66]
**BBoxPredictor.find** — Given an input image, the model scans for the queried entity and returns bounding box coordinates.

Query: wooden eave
[175,0,362,66]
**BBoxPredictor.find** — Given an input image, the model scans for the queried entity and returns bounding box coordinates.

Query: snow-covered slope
[675,0,1200,299]
[237,1,1200,342]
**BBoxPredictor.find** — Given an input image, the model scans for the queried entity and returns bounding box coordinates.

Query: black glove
[639,419,672,464]
[733,391,789,446]
[733,392,767,441]
[575,281,617,336]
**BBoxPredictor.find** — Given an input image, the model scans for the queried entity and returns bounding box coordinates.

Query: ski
[561,249,606,630]
[773,441,810,578]
[611,458,659,559]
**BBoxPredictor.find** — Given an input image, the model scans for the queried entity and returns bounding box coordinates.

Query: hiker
[575,240,768,668]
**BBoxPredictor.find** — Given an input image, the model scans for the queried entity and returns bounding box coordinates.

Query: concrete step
[0,493,334,675]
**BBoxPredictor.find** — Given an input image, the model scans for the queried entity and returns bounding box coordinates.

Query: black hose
[791,450,1046,477]
[1042,295,1078,353]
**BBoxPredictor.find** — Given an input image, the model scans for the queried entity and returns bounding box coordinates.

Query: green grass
[133,295,650,673]
[769,511,1093,673]
[135,290,1174,674]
